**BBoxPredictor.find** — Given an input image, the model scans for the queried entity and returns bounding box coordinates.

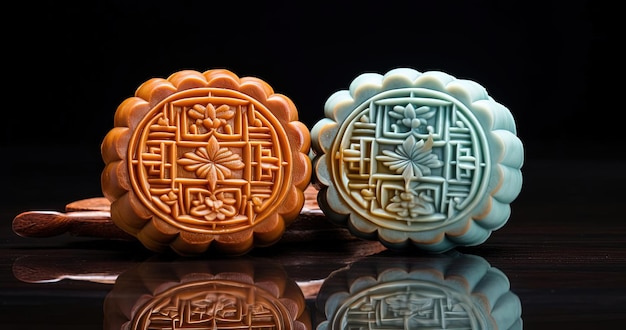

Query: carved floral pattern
[386,190,435,220]
[376,135,443,189]
[190,191,238,221]
[178,136,245,191]
[188,103,235,134]
[389,103,436,135]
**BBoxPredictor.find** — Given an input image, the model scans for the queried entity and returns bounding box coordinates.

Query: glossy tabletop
[1,150,625,329]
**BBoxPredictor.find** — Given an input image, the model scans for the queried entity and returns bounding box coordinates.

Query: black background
[2,3,625,328]
[2,0,623,206]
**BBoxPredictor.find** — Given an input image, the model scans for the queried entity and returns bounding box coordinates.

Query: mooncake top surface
[101,69,312,256]
[311,68,524,252]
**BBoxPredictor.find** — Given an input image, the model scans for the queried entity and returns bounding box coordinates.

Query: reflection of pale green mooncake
[311,68,523,252]
[316,252,523,330]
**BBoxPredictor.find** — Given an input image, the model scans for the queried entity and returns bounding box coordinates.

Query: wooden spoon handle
[12,211,71,237]
[12,210,134,240]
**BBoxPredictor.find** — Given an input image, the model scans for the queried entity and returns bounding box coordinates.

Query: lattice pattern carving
[331,90,487,231]
[128,89,290,233]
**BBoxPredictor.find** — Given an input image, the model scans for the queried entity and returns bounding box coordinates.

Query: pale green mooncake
[311,68,524,252]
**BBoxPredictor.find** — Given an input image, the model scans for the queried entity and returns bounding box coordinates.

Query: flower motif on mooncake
[101,69,312,256]
[311,68,523,252]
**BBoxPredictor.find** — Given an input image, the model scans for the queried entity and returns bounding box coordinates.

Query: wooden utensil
[13,186,322,240]
[12,209,135,240]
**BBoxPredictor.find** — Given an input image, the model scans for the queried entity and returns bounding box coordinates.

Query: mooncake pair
[101,68,523,256]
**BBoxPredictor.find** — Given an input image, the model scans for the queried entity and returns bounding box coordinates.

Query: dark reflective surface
[2,159,626,330]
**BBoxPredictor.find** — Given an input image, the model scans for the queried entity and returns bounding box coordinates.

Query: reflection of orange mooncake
[104,258,312,330]
[101,69,312,256]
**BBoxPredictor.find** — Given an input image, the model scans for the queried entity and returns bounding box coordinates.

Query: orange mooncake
[101,69,312,256]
